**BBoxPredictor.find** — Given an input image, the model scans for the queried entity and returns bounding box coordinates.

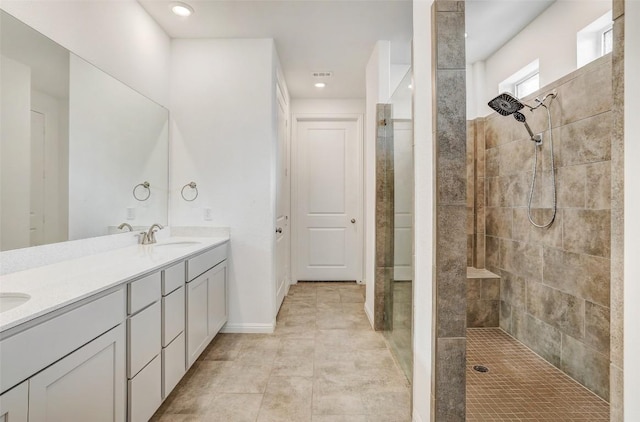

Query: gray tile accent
[433,1,466,419]
[435,337,466,421]
[374,104,394,331]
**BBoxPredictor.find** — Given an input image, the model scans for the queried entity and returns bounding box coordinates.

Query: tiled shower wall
[482,55,612,401]
[467,120,486,268]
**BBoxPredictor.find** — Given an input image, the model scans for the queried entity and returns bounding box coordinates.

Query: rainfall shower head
[488,92,524,116]
[488,93,540,143]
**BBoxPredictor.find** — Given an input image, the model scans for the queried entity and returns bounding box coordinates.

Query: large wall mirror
[0,11,169,252]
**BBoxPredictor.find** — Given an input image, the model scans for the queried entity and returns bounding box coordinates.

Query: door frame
[275,80,291,312]
[290,113,364,284]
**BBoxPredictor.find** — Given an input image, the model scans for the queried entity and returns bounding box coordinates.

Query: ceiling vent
[312,71,333,78]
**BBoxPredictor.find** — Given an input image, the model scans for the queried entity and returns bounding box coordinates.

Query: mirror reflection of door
[30,110,45,246]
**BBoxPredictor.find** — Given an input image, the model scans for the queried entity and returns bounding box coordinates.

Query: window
[577,11,613,68]
[498,59,540,99]
[602,27,613,55]
[515,72,540,99]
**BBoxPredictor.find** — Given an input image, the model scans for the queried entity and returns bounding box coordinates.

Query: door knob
[276,227,283,233]
[351,218,356,224]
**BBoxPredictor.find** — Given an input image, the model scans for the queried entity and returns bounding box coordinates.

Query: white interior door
[393,120,414,281]
[275,86,290,311]
[30,110,45,247]
[295,117,362,281]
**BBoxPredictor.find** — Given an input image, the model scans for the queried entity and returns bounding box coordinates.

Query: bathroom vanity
[0,236,229,422]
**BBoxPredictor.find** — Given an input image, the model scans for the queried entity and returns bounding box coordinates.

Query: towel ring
[133,181,151,201]
[181,182,198,202]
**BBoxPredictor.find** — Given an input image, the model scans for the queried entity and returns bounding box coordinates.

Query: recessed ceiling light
[408,84,413,89]
[314,82,326,88]
[171,2,194,17]
[464,32,468,38]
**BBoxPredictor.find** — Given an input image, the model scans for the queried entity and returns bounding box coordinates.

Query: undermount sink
[153,241,202,248]
[0,293,31,313]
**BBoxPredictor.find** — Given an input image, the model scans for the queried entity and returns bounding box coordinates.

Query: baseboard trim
[364,303,375,328]
[220,321,275,334]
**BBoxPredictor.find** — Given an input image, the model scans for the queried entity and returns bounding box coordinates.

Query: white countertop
[0,236,229,333]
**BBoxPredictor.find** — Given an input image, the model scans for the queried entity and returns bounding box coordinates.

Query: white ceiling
[465,0,555,64]
[139,0,555,99]
[139,0,412,99]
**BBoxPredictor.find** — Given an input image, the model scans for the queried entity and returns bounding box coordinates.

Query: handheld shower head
[488,92,524,116]
[513,111,527,123]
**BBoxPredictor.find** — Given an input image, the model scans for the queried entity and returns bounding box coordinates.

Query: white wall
[412,1,434,421]
[625,1,640,418]
[470,0,611,118]
[170,39,278,332]
[0,0,171,107]
[0,55,31,251]
[364,41,391,324]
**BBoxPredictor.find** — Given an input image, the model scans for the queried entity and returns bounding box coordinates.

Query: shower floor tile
[466,328,610,421]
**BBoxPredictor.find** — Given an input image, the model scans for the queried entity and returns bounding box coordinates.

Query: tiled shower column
[432,1,467,420]
[374,103,394,330]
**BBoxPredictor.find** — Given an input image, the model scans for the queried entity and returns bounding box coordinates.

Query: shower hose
[527,98,556,228]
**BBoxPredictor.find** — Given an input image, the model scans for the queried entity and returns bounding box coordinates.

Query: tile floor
[466,328,610,421]
[151,282,412,422]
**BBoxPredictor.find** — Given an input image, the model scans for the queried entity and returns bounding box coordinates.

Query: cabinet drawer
[162,332,185,399]
[163,261,185,295]
[162,286,185,347]
[187,244,227,281]
[128,272,161,315]
[0,289,125,394]
[128,355,161,422]
[127,301,161,378]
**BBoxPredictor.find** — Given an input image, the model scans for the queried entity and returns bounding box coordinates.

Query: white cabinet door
[28,324,126,422]
[208,262,227,337]
[0,381,28,422]
[186,269,210,367]
[186,262,228,367]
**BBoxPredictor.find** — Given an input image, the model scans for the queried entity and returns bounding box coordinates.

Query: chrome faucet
[141,223,164,244]
[117,222,134,232]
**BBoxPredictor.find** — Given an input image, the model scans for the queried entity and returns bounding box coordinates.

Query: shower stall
[465,54,613,420]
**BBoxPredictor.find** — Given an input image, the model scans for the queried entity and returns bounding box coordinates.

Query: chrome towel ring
[181,182,198,201]
[133,181,151,201]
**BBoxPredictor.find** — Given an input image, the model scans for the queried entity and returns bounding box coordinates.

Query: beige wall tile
[558,112,612,167]
[543,247,610,307]
[586,161,611,209]
[526,281,584,339]
[561,334,610,400]
[563,209,611,257]
[559,62,612,125]
[585,301,611,354]
[557,165,586,208]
